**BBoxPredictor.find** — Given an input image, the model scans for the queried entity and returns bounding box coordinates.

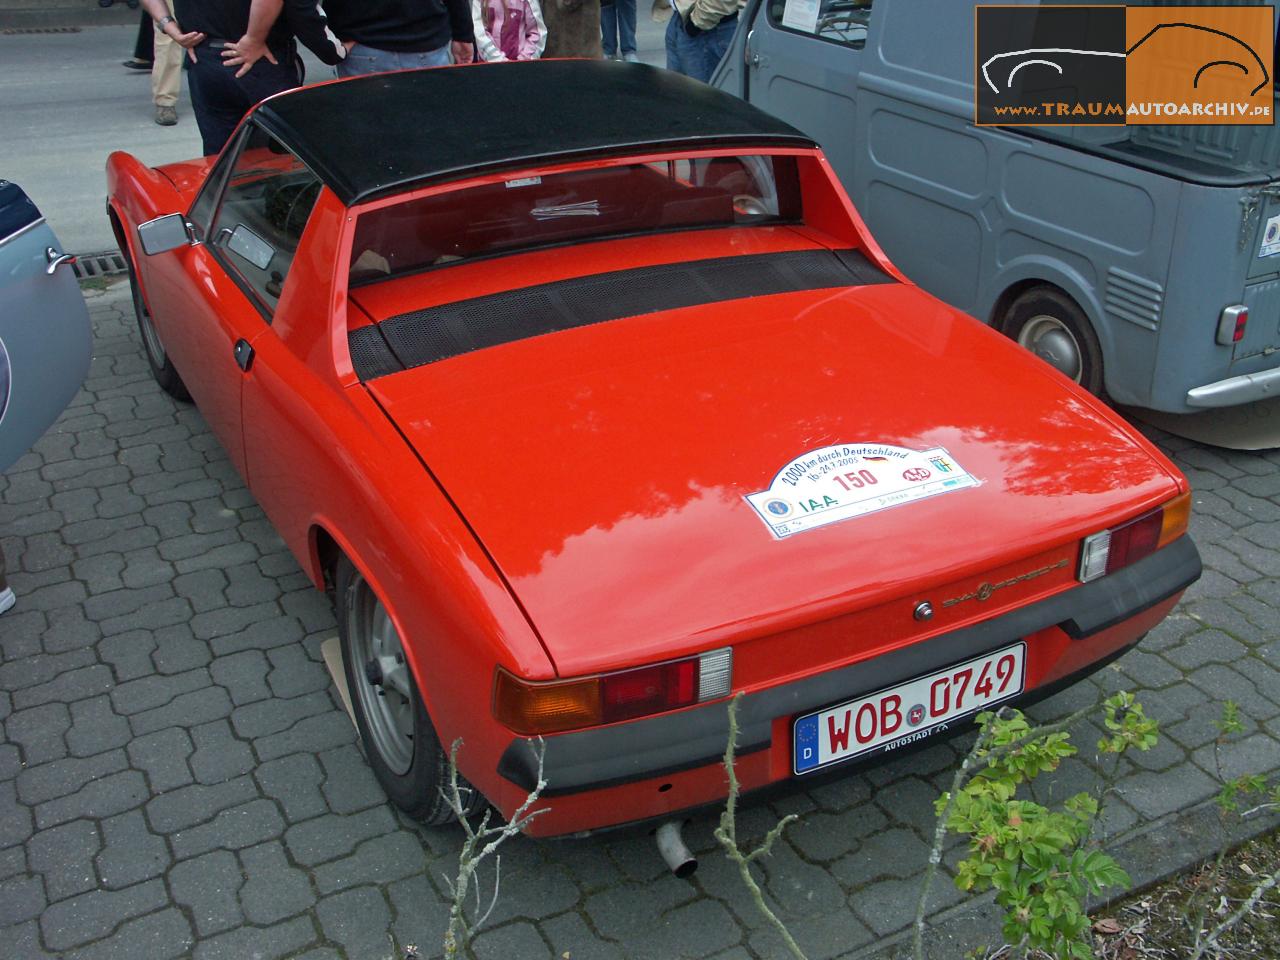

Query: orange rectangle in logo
[1125,6,1274,124]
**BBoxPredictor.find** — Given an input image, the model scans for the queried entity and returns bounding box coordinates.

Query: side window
[188,130,244,241]
[207,124,322,316]
[767,0,872,48]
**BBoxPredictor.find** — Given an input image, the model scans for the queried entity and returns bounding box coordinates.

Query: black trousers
[132,11,153,62]
[186,42,301,157]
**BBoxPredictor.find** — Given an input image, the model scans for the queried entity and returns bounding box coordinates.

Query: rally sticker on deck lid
[745,443,979,539]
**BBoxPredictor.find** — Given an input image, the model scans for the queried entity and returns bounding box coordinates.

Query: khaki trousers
[151,0,182,108]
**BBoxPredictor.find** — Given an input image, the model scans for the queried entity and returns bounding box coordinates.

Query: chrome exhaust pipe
[655,820,697,878]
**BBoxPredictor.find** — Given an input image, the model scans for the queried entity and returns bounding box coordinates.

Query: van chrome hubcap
[1018,315,1082,382]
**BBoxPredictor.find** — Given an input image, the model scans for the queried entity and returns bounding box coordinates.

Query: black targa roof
[252,60,816,206]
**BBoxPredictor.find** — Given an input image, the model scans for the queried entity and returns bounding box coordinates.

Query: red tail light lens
[1233,312,1248,342]
[1104,509,1162,575]
[601,660,697,723]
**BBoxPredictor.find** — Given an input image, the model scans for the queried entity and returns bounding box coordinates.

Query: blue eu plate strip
[794,714,820,773]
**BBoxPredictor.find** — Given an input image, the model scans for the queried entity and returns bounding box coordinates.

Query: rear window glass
[349,154,801,284]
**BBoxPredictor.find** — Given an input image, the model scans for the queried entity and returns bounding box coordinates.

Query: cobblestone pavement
[2,281,1279,960]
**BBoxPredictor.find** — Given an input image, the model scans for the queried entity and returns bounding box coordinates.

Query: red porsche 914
[105,60,1201,837]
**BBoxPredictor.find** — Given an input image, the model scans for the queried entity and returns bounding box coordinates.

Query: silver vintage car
[0,179,93,613]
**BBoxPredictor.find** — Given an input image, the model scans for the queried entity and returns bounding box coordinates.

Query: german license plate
[793,642,1026,774]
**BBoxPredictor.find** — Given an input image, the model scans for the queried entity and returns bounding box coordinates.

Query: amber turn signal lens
[1157,491,1191,549]
[492,669,599,736]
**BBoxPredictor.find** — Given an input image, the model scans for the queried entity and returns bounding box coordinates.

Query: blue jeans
[337,42,452,78]
[601,0,637,56]
[665,11,736,83]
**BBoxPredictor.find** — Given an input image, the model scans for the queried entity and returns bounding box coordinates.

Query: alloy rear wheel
[336,556,482,824]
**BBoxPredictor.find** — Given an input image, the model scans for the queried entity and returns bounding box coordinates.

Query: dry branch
[442,738,547,958]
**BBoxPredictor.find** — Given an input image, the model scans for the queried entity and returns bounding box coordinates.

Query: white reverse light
[1078,530,1111,583]
[698,648,733,701]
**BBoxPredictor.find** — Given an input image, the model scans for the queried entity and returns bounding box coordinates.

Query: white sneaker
[623,51,640,62]
[0,587,14,616]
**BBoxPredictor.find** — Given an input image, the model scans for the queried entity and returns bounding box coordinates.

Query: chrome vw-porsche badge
[943,558,1069,609]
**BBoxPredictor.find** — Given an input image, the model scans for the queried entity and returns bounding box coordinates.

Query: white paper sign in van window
[745,443,979,539]
[781,0,821,33]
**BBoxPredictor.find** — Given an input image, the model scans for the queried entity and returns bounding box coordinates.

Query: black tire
[335,556,481,824]
[1001,287,1106,399]
[123,246,190,401]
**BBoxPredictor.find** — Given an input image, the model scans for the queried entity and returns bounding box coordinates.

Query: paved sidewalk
[1,281,1279,959]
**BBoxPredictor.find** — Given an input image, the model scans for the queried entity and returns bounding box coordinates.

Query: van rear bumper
[1186,364,1280,407]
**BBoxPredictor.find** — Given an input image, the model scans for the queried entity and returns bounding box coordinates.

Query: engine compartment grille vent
[1104,267,1164,332]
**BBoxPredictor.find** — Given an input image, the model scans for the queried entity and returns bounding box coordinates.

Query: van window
[767,0,872,48]
[350,154,801,284]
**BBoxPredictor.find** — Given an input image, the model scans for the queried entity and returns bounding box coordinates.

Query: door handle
[234,338,255,373]
[45,247,76,276]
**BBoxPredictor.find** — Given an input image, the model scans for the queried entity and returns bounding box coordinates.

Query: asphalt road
[1,25,204,256]
[0,19,669,257]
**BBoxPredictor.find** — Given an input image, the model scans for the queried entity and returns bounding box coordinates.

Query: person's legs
[151,0,182,122]
[701,13,736,77]
[129,10,153,64]
[685,34,714,83]
[187,44,253,155]
[189,47,298,154]
[682,13,735,82]
[617,0,637,56]
[401,45,454,68]
[665,13,685,74]
[338,42,450,77]
[601,0,618,57]
[236,50,304,104]
[337,43,388,77]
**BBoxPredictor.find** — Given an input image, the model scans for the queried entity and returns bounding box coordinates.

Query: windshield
[349,154,801,284]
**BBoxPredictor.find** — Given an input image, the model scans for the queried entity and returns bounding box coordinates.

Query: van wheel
[123,248,190,401]
[1002,288,1105,397]
[336,556,482,825]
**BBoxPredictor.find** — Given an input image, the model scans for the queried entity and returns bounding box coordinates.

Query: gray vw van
[714,0,1280,413]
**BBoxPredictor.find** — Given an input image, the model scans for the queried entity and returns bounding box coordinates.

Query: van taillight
[1216,305,1248,345]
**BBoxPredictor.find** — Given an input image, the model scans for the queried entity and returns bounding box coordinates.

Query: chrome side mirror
[137,213,194,256]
